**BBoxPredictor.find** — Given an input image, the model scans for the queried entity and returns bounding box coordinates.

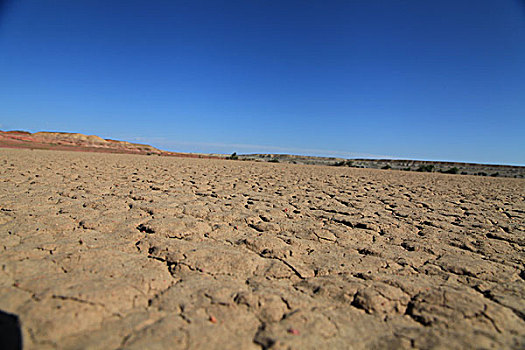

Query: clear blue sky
[1,1,524,165]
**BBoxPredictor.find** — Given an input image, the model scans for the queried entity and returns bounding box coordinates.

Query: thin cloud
[131,136,392,159]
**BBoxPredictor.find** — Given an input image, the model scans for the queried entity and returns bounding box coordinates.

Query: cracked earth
[0,148,524,349]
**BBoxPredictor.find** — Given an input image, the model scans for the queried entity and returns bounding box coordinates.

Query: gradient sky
[1,0,524,164]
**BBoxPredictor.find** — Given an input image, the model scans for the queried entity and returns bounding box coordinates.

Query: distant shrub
[461,171,468,175]
[441,167,459,174]
[228,152,238,160]
[333,160,353,167]
[416,164,434,172]
[490,172,499,177]
[402,167,411,171]
[268,158,279,163]
[381,164,391,170]
[477,172,487,176]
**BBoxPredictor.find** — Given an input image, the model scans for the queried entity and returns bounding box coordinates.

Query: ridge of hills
[239,154,525,178]
[0,130,215,159]
[1,130,523,178]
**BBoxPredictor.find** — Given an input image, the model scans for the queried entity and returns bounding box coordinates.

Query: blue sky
[1,0,524,164]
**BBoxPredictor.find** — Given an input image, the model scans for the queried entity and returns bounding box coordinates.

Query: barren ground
[0,148,524,349]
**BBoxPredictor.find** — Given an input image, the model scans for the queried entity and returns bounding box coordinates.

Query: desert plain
[0,148,524,349]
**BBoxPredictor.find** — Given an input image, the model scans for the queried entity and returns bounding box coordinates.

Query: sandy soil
[0,148,524,349]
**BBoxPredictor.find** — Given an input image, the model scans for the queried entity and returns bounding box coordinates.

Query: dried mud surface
[0,148,524,349]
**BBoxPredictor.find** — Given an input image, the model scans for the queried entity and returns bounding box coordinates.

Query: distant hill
[238,154,525,178]
[0,130,217,159]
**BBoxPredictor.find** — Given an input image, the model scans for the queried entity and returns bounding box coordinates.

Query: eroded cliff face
[0,130,163,155]
[0,148,523,349]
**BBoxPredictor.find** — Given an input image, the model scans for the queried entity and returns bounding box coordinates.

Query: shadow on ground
[0,310,22,350]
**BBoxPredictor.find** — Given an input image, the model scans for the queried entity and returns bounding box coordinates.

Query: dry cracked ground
[0,148,524,349]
